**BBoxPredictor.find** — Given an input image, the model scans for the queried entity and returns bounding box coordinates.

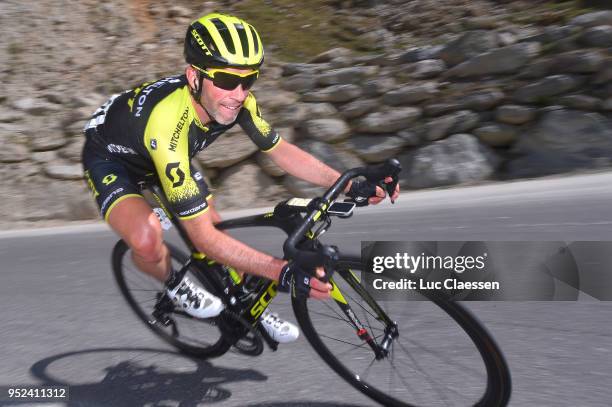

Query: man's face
[200,67,254,125]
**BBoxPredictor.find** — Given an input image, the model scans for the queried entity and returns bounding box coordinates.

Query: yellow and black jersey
[83,74,281,220]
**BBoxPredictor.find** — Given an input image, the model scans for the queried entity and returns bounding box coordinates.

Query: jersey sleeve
[143,91,208,220]
[237,92,282,152]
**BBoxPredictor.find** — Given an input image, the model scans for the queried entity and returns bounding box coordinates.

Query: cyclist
[82,13,400,344]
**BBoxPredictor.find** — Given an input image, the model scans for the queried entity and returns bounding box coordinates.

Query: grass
[184,0,368,61]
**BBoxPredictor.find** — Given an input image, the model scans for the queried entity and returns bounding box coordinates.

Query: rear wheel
[112,240,231,358]
[292,256,511,406]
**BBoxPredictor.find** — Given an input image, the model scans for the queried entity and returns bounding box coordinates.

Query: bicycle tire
[112,240,232,358]
[292,256,511,407]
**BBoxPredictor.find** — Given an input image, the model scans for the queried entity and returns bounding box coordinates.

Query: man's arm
[267,139,400,203]
[182,208,285,281]
[181,209,331,299]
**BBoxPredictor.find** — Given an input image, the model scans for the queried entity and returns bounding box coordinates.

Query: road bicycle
[112,159,512,406]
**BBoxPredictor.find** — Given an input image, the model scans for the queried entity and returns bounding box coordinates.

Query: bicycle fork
[331,274,399,360]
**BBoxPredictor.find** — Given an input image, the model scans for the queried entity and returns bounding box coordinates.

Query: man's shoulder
[128,74,188,119]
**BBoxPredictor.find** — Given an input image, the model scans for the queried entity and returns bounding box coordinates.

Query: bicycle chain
[218,309,264,356]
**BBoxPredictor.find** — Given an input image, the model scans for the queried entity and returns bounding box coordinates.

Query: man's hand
[278,262,332,299]
[347,177,400,206]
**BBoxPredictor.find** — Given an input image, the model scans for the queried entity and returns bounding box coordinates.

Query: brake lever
[319,244,339,283]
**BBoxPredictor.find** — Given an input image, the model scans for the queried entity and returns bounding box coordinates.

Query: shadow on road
[23,347,267,406]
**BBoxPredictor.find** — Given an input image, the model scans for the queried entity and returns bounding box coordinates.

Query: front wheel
[292,256,511,407]
[112,240,232,358]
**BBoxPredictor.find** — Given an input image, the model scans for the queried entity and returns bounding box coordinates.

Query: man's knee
[127,217,164,264]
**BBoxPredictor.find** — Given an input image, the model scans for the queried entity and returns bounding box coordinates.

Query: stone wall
[0,3,611,224]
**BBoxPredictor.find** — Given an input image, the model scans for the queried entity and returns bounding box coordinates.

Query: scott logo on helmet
[191,29,213,57]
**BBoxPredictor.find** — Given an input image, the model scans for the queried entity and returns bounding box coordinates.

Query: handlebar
[282,158,402,279]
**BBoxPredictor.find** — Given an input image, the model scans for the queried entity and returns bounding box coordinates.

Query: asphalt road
[1,172,612,406]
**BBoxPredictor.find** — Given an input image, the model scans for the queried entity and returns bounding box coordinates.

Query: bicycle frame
[144,179,398,355]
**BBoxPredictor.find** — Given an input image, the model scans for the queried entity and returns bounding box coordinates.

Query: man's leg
[106,196,170,283]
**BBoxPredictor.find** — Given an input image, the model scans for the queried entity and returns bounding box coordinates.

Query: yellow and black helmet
[184,13,264,69]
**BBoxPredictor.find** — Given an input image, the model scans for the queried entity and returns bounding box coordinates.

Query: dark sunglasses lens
[213,72,257,90]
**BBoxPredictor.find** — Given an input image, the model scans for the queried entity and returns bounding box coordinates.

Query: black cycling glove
[278,262,311,298]
[346,179,378,207]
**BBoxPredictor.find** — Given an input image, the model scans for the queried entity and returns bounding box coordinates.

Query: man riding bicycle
[82,12,400,344]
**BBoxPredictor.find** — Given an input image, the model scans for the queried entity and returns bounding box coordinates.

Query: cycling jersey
[82,74,281,220]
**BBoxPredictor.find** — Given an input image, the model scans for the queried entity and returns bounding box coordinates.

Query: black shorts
[82,137,210,221]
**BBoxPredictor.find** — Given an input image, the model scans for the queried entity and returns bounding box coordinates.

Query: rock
[274,104,308,126]
[302,85,362,103]
[400,134,500,189]
[308,47,353,63]
[425,110,480,141]
[215,161,287,210]
[397,45,444,63]
[58,137,85,163]
[558,95,602,110]
[301,103,339,118]
[495,105,536,125]
[474,123,519,147]
[338,99,378,119]
[300,118,351,142]
[504,151,598,178]
[281,63,327,77]
[569,11,612,28]
[253,88,299,111]
[361,77,398,98]
[594,64,612,85]
[446,43,541,78]
[553,50,606,73]
[579,25,612,47]
[280,74,318,93]
[318,66,378,86]
[32,151,57,164]
[464,16,500,30]
[11,97,59,115]
[397,130,422,146]
[277,127,296,144]
[44,162,83,180]
[256,151,285,177]
[0,143,28,163]
[197,128,258,168]
[382,82,439,106]
[353,107,422,133]
[410,59,446,79]
[356,29,394,51]
[344,134,407,163]
[527,25,579,43]
[423,103,461,117]
[517,58,555,79]
[438,30,499,66]
[29,133,67,152]
[0,107,22,122]
[497,32,518,47]
[513,75,583,104]
[460,89,505,111]
[514,110,612,158]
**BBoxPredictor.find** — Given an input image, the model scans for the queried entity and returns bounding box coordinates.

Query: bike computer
[328,201,356,217]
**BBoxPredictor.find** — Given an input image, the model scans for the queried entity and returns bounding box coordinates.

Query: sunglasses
[193,66,259,91]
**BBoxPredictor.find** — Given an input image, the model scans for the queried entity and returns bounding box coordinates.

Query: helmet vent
[248,24,259,54]
[211,18,235,54]
[236,23,250,58]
